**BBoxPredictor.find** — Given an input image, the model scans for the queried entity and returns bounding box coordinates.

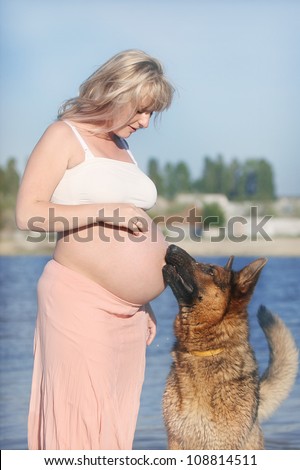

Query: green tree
[202,202,225,228]
[225,158,243,200]
[161,161,192,199]
[214,154,227,194]
[200,156,216,193]
[146,154,276,202]
[0,157,20,230]
[256,158,276,200]
[163,162,177,200]
[242,158,275,201]
[174,161,192,193]
[197,154,227,194]
[0,157,20,197]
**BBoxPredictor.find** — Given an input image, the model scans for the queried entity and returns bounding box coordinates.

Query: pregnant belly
[54,214,168,304]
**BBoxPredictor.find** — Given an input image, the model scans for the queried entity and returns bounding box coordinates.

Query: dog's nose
[167,244,180,255]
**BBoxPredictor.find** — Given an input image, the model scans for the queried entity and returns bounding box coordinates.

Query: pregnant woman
[16,49,174,450]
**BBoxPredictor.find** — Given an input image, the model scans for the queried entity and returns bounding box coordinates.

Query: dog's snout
[165,244,196,265]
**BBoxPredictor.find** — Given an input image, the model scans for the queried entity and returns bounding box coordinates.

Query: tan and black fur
[162,244,298,450]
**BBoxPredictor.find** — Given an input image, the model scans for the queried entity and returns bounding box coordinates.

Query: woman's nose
[138,113,151,128]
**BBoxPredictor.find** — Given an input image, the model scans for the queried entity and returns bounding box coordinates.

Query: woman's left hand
[146,304,157,346]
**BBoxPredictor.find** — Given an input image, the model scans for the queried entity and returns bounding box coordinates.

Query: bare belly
[53,212,168,304]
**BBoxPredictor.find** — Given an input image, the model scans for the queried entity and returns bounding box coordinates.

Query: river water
[0,255,299,450]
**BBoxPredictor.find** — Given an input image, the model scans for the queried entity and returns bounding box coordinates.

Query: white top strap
[63,121,137,164]
[127,149,137,165]
[63,120,94,160]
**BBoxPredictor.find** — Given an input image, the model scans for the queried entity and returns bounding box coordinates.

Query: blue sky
[1,0,299,196]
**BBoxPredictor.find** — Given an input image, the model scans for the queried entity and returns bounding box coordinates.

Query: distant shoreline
[175,236,300,257]
[1,230,300,257]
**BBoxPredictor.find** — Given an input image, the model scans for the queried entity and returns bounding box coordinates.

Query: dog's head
[163,244,267,329]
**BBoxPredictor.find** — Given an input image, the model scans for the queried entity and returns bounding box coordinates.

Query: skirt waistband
[41,259,143,316]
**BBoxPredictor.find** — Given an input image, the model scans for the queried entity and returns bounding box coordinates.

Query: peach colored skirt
[28,259,149,450]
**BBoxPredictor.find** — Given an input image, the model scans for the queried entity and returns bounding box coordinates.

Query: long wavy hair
[58,49,175,132]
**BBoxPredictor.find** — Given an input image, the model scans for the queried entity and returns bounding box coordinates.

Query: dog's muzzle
[163,245,198,304]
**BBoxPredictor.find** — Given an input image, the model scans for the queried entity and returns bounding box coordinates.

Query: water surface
[0,255,299,450]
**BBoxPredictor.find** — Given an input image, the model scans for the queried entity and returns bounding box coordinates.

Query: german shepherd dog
[162,244,298,450]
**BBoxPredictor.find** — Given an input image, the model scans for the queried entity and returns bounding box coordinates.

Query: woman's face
[113,108,153,138]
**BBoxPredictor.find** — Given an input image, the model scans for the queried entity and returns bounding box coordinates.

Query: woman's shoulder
[31,120,76,159]
[36,120,77,152]
[43,119,71,139]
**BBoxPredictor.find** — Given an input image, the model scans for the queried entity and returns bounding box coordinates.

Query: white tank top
[51,121,157,210]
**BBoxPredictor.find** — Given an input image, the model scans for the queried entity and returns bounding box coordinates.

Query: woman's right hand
[98,203,150,234]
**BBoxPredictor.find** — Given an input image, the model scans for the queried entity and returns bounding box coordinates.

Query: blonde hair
[58,49,175,131]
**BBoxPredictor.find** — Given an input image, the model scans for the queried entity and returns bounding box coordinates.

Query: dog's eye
[202,265,214,276]
[207,265,214,275]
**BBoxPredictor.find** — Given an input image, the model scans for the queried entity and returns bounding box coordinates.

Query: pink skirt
[28,259,149,450]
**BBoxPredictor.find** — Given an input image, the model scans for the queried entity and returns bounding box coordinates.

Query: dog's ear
[235,258,267,294]
[224,256,234,271]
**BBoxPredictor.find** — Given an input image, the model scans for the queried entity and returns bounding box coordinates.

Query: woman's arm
[16,121,146,233]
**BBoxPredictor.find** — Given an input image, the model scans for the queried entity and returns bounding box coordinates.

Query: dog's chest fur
[163,311,263,450]
[163,349,262,449]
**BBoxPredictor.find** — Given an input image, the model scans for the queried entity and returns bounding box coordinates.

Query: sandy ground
[0,230,299,257]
